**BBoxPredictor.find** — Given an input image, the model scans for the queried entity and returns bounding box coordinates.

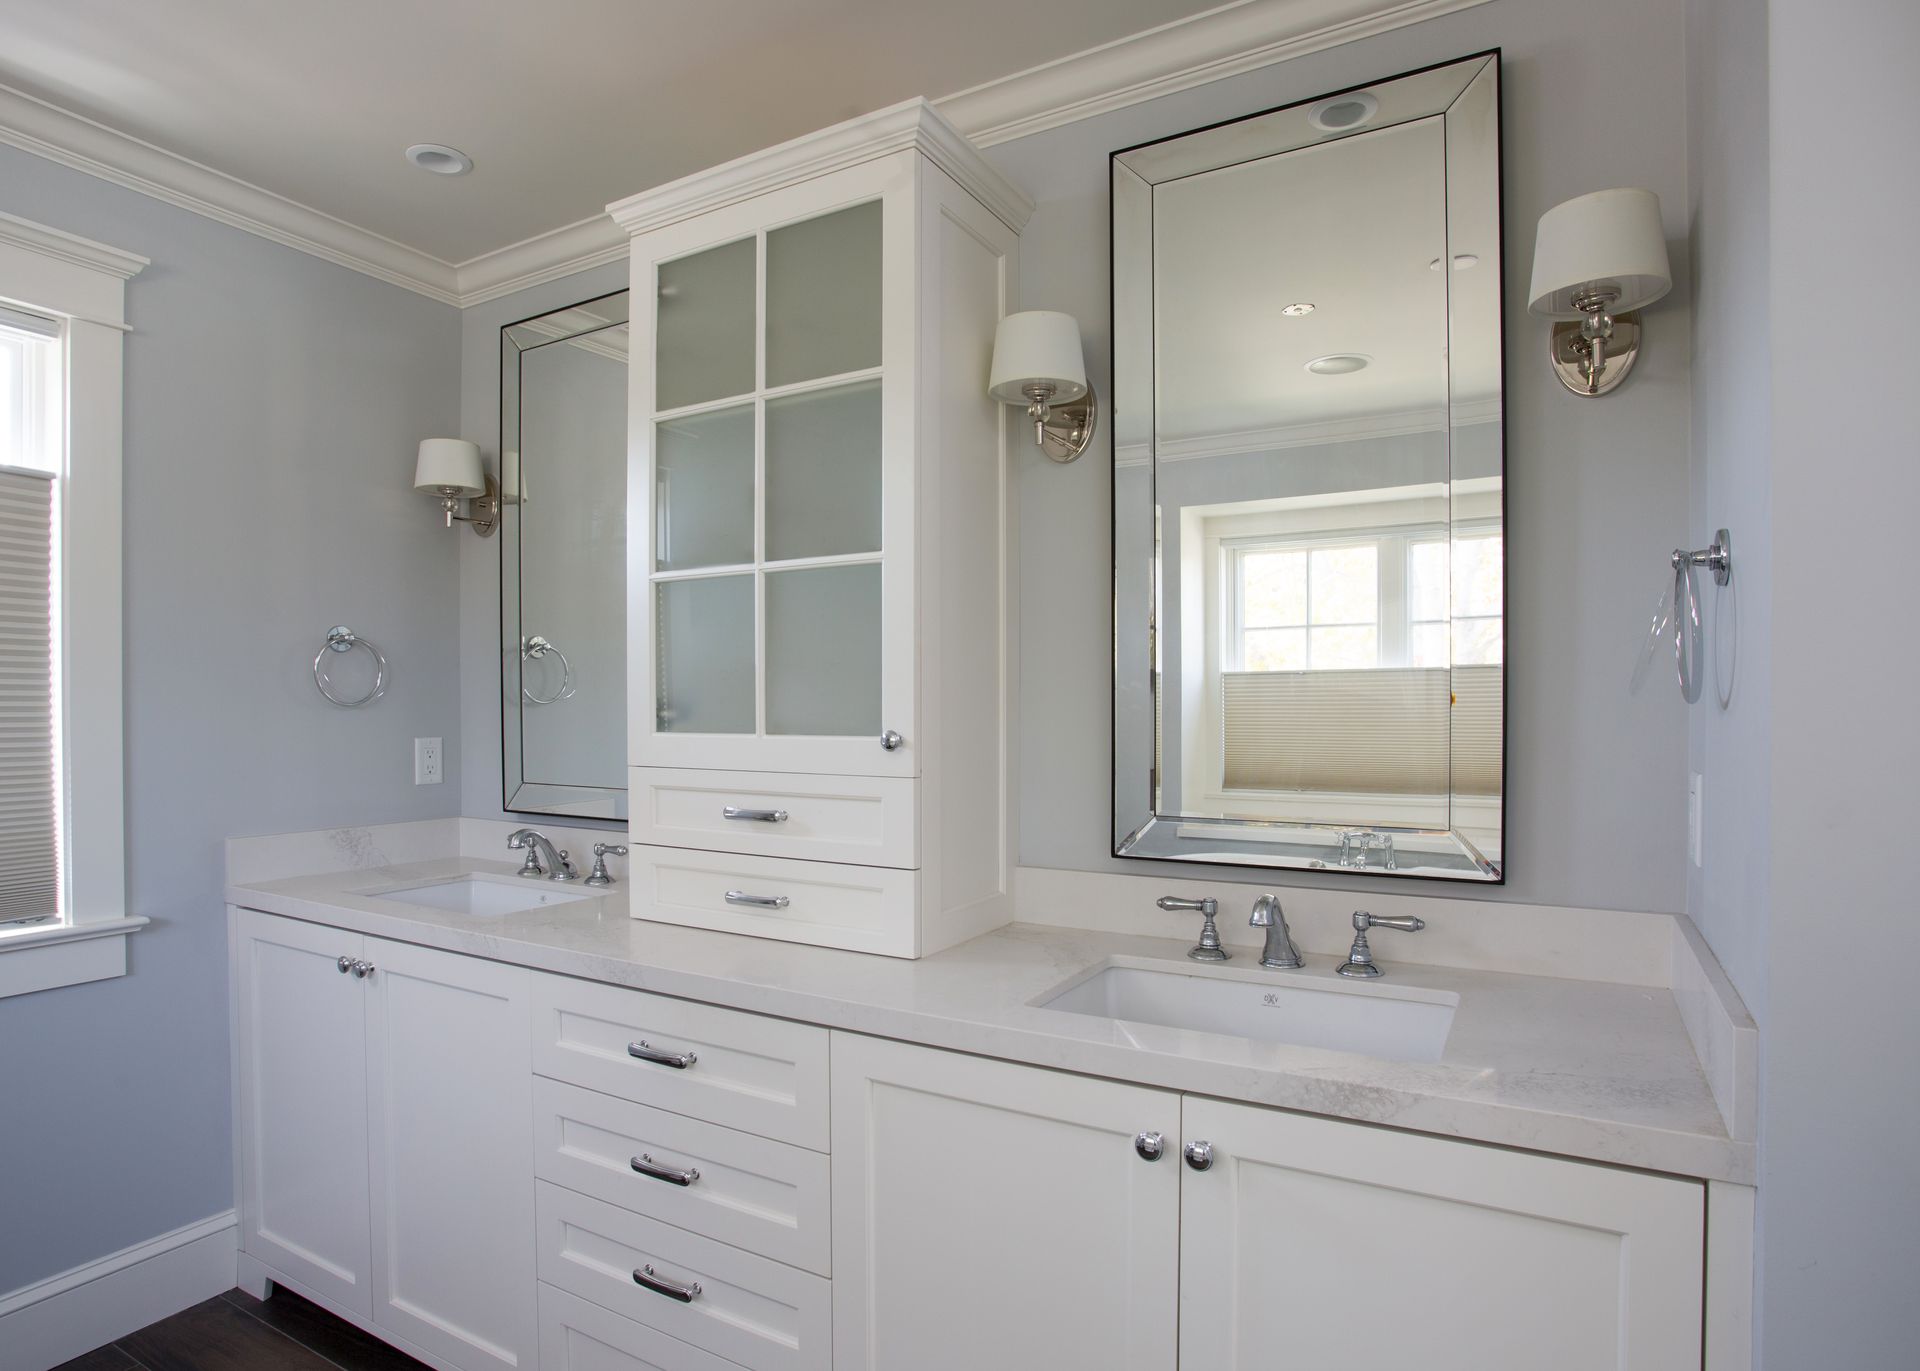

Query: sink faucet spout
[1250,894,1303,969]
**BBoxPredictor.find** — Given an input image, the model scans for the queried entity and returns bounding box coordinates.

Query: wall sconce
[1528,188,1673,396]
[988,310,1098,463]
[413,438,498,536]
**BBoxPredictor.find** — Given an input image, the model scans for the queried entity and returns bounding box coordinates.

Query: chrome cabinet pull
[628,1040,697,1069]
[337,956,353,974]
[722,806,789,823]
[1134,1131,1166,1161]
[1183,1140,1214,1171]
[631,1153,701,1187]
[724,890,790,909]
[633,1264,701,1303]
[879,730,903,751]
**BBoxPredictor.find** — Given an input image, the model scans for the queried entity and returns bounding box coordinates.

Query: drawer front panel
[533,1077,831,1275]
[531,973,828,1150]
[537,1181,830,1371]
[630,766,918,867]
[538,1283,743,1371]
[629,846,918,958]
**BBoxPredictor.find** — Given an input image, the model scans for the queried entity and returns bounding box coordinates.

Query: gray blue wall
[0,143,462,1292]
[987,0,1696,914]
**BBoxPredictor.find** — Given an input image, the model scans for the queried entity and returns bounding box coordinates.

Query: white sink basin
[1036,958,1457,1062]
[372,875,600,917]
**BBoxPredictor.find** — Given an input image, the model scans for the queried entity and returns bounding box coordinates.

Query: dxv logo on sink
[1262,992,1281,1007]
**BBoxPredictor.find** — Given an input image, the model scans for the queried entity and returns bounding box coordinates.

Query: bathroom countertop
[228,858,1753,1184]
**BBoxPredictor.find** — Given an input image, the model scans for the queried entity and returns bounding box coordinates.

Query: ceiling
[0,0,1224,266]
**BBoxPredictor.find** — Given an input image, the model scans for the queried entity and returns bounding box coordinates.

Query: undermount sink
[1036,957,1458,1063]
[371,875,599,917]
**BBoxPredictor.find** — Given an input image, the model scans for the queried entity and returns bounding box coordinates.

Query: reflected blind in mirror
[1221,665,1500,796]
[0,469,57,923]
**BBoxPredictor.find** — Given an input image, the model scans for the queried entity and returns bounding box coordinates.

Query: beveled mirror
[501,290,629,819]
[1112,52,1504,881]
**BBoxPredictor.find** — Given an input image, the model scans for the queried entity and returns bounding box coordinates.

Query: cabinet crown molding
[607,97,1034,238]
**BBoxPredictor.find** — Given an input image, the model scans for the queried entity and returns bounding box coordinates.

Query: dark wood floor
[55,1288,430,1371]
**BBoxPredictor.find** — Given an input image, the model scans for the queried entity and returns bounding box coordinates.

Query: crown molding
[608,98,1034,238]
[939,0,1493,147]
[1115,396,1502,467]
[0,208,148,281]
[0,0,1484,309]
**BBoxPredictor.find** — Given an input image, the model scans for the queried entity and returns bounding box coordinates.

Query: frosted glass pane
[765,380,881,561]
[766,563,879,735]
[655,576,755,733]
[766,201,882,387]
[656,404,753,571]
[656,238,755,411]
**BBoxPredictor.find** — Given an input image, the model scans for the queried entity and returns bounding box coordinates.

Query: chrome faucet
[1338,910,1425,978]
[506,828,580,882]
[1249,894,1302,969]
[1338,829,1397,870]
[1157,895,1229,961]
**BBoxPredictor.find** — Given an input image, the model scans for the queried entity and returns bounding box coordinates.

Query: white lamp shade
[413,438,484,495]
[501,448,526,504]
[988,310,1089,405]
[1528,187,1673,318]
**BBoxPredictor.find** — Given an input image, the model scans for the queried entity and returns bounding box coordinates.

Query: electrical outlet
[415,736,443,786]
[1688,772,1703,867]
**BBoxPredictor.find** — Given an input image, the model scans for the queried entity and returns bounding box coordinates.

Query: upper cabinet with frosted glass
[611,100,1031,957]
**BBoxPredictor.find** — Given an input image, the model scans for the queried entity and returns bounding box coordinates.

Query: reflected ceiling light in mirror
[404,143,473,176]
[1430,253,1480,270]
[1304,353,1371,375]
[1307,92,1378,132]
[1528,187,1672,395]
[988,310,1099,463]
[1281,302,1317,316]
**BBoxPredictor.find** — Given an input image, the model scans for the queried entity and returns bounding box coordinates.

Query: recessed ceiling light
[1307,92,1379,133]
[405,143,473,176]
[1281,302,1316,317]
[1429,254,1481,271]
[1305,353,1371,375]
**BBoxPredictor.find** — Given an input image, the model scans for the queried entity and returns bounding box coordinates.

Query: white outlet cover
[415,736,443,785]
[1688,773,1703,867]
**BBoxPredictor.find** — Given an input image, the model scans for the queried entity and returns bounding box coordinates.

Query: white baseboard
[0,1211,238,1371]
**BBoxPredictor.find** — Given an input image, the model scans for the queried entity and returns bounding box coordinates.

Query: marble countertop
[227,858,1752,1184]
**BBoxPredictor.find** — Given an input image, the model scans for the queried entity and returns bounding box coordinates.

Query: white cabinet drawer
[537,1181,830,1371]
[628,846,919,958]
[539,1283,743,1371]
[534,1076,831,1275]
[531,972,828,1150]
[630,766,918,867]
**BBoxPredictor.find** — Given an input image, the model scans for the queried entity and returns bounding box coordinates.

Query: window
[1410,530,1504,667]
[0,212,146,998]
[1232,543,1379,670]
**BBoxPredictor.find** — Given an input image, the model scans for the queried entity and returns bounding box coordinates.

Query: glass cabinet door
[646,198,894,762]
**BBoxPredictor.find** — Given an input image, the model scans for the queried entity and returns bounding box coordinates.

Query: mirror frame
[500,288,630,820]
[1108,51,1507,883]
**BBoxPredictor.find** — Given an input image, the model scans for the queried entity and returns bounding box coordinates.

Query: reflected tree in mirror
[501,290,630,819]
[1110,53,1505,881]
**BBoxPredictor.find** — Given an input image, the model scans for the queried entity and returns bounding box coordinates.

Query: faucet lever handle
[1158,895,1228,963]
[585,843,629,888]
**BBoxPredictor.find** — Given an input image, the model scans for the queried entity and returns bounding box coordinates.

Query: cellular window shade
[0,469,56,924]
[1221,664,1502,797]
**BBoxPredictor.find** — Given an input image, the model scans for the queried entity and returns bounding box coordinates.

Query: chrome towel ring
[314,625,387,708]
[522,635,576,705]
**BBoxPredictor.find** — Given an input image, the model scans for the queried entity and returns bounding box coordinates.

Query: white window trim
[0,210,148,999]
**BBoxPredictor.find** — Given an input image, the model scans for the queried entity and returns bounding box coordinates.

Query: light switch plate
[415,736,443,786]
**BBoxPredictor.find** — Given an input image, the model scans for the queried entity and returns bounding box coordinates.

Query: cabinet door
[1178,1097,1705,1371]
[234,909,372,1316]
[632,154,918,780]
[364,936,535,1371]
[831,1033,1180,1371]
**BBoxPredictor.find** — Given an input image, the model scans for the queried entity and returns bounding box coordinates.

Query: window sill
[0,915,148,999]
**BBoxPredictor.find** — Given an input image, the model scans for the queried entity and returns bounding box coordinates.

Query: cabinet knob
[337,956,353,975]
[879,730,904,751]
[350,959,374,979]
[1183,1139,1214,1171]
[1134,1131,1166,1161]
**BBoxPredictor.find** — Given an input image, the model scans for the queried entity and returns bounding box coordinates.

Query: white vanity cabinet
[830,1033,1708,1371]
[612,99,1031,959]
[232,909,536,1371]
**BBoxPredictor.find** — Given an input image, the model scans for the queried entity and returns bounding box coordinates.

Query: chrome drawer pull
[724,890,790,909]
[633,1264,701,1303]
[628,1040,698,1069]
[722,806,789,823]
[631,1153,701,1187]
